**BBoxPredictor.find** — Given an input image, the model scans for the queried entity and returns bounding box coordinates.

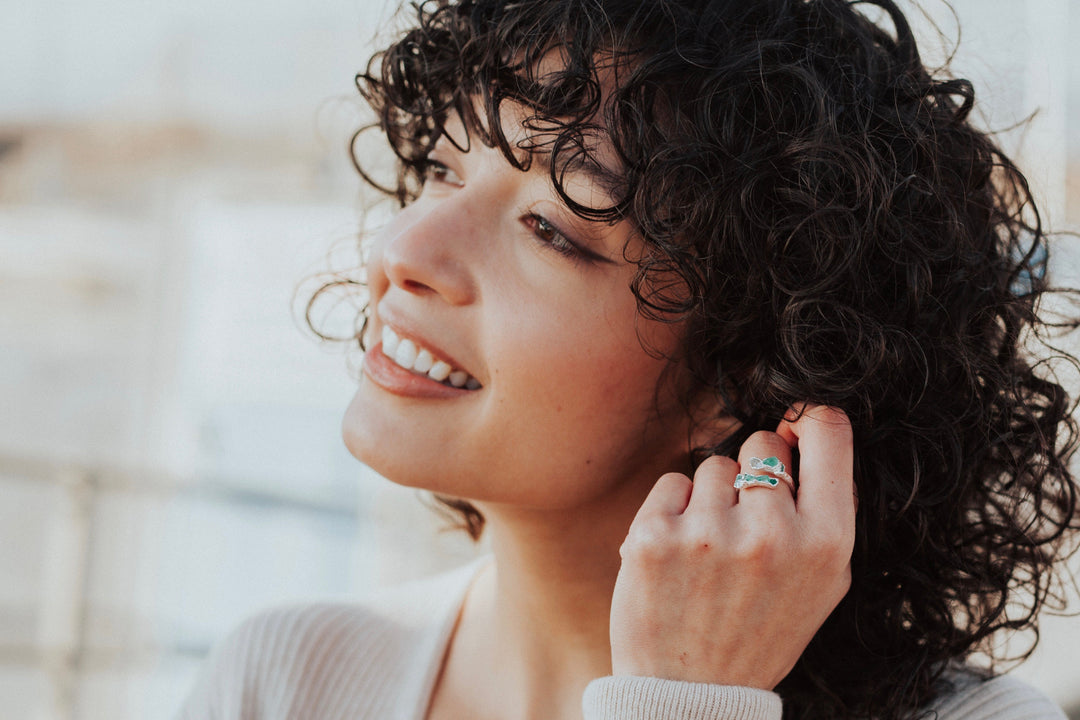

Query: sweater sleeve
[582,671,1067,720]
[582,676,782,720]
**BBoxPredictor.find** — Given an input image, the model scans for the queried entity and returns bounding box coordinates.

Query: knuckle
[745,430,784,448]
[656,471,692,489]
[621,518,676,561]
[814,406,853,436]
[732,529,782,565]
[695,455,738,478]
[806,529,853,571]
[649,472,693,504]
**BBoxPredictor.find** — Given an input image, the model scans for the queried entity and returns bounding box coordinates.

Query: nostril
[401,278,436,294]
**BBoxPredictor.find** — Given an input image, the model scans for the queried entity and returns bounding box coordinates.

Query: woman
[177,0,1079,718]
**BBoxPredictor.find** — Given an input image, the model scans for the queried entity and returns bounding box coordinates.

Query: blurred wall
[0,1,1077,719]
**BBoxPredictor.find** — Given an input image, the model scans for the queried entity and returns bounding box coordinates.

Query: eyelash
[420,159,463,186]
[420,158,589,263]
[523,214,584,260]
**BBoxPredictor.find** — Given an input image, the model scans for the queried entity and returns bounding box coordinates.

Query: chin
[341,389,461,496]
[342,391,412,484]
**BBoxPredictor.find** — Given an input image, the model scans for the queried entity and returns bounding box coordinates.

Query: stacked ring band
[747,456,794,485]
[733,473,780,490]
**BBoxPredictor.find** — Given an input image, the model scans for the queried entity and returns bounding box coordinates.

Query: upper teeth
[381,326,481,390]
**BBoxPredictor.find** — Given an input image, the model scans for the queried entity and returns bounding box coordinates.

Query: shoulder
[219,561,474,671]
[928,669,1067,720]
[175,559,484,720]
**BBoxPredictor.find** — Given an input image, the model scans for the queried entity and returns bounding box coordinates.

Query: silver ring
[733,473,781,490]
[748,456,793,485]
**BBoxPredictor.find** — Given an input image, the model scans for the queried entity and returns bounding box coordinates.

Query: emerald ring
[733,473,781,490]
[748,456,793,485]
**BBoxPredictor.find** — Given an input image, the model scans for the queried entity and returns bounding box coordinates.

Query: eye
[421,160,464,187]
[525,214,581,259]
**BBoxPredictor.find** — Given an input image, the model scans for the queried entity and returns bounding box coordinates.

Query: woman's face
[343,113,698,510]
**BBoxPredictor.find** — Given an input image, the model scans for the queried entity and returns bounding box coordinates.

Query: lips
[379,325,481,390]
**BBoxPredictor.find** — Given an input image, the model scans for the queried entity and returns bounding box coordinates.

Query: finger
[775,404,855,521]
[634,472,694,521]
[734,431,797,514]
[684,455,739,512]
[736,430,796,496]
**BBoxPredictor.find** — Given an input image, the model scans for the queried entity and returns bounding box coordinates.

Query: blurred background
[1,0,1078,718]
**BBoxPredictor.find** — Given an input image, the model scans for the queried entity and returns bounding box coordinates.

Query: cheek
[486,299,678,442]
[474,339,687,509]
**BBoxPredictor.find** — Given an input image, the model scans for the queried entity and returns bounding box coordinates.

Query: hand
[609,404,855,690]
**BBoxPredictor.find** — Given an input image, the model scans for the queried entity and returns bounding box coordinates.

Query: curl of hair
[323,0,1080,717]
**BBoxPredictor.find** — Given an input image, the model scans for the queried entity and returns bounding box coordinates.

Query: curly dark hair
[323,0,1080,718]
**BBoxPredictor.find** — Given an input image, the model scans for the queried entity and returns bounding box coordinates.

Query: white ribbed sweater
[176,559,1066,720]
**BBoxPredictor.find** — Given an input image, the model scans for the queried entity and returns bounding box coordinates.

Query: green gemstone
[762,456,780,467]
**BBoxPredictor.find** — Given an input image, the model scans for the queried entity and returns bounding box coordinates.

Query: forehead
[436,106,622,220]
[443,47,628,206]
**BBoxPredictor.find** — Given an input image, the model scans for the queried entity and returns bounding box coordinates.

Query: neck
[446,476,655,720]
[428,435,696,720]
[486,503,625,665]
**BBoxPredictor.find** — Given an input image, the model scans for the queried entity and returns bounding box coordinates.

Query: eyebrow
[527,148,624,204]
[524,150,628,265]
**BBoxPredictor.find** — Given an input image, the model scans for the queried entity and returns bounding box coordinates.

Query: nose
[373,199,478,306]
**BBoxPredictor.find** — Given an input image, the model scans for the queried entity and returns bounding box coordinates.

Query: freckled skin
[343,112,695,512]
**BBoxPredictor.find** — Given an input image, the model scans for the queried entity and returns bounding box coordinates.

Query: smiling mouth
[380,326,482,390]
